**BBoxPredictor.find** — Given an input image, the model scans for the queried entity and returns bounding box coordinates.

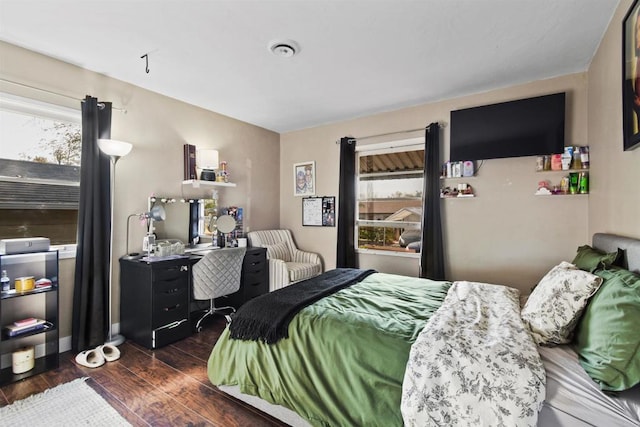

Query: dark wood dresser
[119,247,268,349]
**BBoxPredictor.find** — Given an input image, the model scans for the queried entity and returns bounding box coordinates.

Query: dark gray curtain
[72,96,112,352]
[336,137,357,268]
[419,123,445,279]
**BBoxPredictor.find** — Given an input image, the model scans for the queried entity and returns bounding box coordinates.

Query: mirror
[216,215,236,233]
[149,197,241,248]
[152,198,192,243]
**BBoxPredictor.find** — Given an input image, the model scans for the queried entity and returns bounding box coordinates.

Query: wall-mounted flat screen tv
[450,92,565,161]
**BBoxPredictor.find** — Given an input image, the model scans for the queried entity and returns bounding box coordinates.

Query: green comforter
[208,272,451,427]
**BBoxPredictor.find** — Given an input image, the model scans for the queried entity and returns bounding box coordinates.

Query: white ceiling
[0,0,619,133]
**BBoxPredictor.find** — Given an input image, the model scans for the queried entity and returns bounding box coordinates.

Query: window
[197,198,218,240]
[0,93,81,250]
[356,138,424,254]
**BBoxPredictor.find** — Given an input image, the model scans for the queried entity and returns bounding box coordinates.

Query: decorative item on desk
[215,214,237,248]
[536,156,544,171]
[128,204,166,259]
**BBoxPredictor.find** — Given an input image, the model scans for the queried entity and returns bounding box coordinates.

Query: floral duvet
[401,281,546,427]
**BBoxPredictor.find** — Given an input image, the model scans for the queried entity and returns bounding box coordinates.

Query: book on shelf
[183,144,197,180]
[3,318,48,337]
[13,317,38,327]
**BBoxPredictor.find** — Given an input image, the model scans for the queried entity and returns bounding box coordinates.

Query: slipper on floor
[75,349,105,368]
[97,344,121,362]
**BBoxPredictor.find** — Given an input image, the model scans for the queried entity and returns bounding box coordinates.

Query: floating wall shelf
[182,180,236,188]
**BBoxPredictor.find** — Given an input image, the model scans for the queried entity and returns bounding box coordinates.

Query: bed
[207,233,640,426]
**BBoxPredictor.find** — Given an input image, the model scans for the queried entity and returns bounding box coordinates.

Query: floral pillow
[521,261,603,346]
[262,241,291,262]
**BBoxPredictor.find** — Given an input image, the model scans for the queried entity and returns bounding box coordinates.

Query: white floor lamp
[98,138,132,347]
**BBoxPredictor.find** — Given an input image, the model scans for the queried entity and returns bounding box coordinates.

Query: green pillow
[574,266,640,391]
[571,245,621,273]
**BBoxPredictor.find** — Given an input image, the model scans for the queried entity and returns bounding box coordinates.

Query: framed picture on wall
[293,161,316,196]
[622,0,640,151]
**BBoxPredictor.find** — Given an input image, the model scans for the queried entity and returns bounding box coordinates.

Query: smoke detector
[269,40,300,58]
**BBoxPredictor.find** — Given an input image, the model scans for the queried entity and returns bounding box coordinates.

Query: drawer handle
[163,288,181,295]
[165,265,188,272]
[163,303,181,312]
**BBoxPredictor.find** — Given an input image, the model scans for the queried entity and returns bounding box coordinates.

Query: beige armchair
[247,229,322,291]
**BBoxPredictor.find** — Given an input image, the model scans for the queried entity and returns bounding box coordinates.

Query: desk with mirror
[119,246,268,349]
[120,196,267,349]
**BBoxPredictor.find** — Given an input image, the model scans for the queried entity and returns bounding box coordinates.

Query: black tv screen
[450,92,565,161]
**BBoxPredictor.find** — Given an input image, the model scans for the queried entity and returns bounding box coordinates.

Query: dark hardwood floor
[0,316,288,426]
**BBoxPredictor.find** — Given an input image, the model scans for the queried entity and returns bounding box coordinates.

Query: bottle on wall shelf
[579,146,590,169]
[1,270,10,293]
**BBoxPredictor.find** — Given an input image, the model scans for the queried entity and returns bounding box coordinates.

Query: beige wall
[587,0,640,239]
[281,74,591,292]
[0,41,280,340]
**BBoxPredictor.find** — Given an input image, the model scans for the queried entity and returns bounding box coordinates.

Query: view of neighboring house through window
[356,139,424,254]
[0,93,81,246]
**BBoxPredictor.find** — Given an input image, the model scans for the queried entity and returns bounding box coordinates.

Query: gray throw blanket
[229,268,376,344]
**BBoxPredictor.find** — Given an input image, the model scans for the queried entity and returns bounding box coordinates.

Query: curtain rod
[335,122,447,144]
[0,77,127,113]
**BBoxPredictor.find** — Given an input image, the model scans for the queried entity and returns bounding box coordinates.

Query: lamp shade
[98,139,133,157]
[197,149,219,170]
[147,205,166,221]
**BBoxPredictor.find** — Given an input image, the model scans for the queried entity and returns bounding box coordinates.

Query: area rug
[0,377,130,426]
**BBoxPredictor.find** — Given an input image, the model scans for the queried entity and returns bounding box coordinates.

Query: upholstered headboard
[592,233,640,274]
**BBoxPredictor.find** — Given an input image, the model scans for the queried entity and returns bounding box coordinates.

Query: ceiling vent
[269,40,300,58]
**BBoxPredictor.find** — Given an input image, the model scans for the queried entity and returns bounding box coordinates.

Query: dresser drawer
[152,318,190,349]
[152,295,189,329]
[244,273,269,300]
[152,262,190,282]
[243,248,266,272]
[152,276,189,328]
[243,248,266,262]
